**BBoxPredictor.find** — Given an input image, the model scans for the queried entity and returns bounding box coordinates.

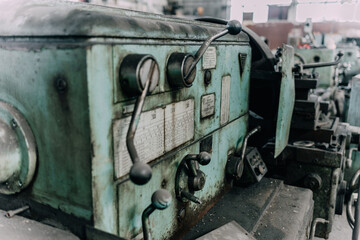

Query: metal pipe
[5,205,29,218]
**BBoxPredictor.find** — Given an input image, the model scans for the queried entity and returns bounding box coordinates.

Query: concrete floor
[0,209,78,240]
[315,210,352,240]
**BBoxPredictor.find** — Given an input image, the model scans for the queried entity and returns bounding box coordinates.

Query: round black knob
[129,162,152,185]
[197,152,211,165]
[151,189,172,210]
[226,20,242,35]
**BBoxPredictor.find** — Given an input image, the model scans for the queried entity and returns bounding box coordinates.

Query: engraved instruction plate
[113,108,165,179]
[220,75,231,125]
[201,94,215,118]
[114,99,195,179]
[165,99,195,152]
[202,46,217,69]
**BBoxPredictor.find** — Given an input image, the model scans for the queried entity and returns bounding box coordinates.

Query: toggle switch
[142,189,172,240]
[166,20,242,88]
[119,54,160,185]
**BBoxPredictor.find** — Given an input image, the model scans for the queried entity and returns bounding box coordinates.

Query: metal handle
[184,152,211,177]
[236,126,261,160]
[126,61,156,185]
[142,189,172,240]
[293,52,344,72]
[183,20,242,81]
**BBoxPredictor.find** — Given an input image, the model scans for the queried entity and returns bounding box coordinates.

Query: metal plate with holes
[0,101,36,194]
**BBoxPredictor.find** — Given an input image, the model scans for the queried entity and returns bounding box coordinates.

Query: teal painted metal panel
[87,41,251,238]
[275,44,295,158]
[0,45,92,219]
[0,2,251,238]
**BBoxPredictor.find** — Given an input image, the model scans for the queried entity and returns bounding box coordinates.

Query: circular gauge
[167,53,196,88]
[120,54,160,96]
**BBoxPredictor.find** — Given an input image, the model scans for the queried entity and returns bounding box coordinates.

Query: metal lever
[142,189,172,240]
[183,20,242,81]
[226,126,261,180]
[184,152,211,177]
[126,60,156,185]
[175,152,211,204]
[167,20,241,88]
[293,52,344,72]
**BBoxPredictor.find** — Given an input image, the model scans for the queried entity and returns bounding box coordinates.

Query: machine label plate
[113,108,165,179]
[202,46,217,69]
[220,75,231,125]
[113,99,194,178]
[201,94,215,118]
[165,99,195,152]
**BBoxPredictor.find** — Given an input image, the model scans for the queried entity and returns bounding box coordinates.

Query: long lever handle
[183,20,242,81]
[126,61,156,185]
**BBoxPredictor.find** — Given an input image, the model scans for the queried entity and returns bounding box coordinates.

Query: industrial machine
[1,1,360,240]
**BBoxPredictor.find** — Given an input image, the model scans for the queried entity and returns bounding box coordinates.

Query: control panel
[0,2,251,240]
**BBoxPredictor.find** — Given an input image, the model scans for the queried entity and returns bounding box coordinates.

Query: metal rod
[126,61,156,164]
[236,126,261,160]
[5,205,29,218]
[302,52,343,69]
[142,205,155,240]
[181,191,202,204]
[183,29,229,81]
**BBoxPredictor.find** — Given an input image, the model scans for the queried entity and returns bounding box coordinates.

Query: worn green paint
[295,48,336,88]
[0,1,251,239]
[0,45,92,219]
[88,42,251,238]
[275,44,295,158]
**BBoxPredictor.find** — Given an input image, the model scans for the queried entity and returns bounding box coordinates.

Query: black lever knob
[185,152,211,177]
[197,151,211,165]
[226,20,242,35]
[130,162,152,185]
